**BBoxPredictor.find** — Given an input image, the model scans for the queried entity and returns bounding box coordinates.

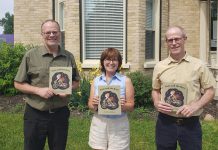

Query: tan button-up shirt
[152,54,216,116]
[14,46,80,111]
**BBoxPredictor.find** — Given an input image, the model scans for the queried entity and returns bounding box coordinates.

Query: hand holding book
[92,96,99,111]
[120,97,127,111]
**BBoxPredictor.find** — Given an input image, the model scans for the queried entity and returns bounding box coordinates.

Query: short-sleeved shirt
[94,72,126,119]
[14,46,80,111]
[152,53,216,117]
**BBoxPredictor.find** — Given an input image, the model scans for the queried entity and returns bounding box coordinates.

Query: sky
[0,0,14,34]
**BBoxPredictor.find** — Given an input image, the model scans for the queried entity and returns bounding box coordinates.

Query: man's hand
[176,102,200,117]
[152,89,173,114]
[154,100,174,114]
[36,87,54,99]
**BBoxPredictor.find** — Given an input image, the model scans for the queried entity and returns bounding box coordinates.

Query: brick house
[14,0,217,73]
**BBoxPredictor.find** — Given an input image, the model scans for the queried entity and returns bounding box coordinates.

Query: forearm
[14,81,39,95]
[152,89,161,106]
[72,80,80,90]
[194,87,215,109]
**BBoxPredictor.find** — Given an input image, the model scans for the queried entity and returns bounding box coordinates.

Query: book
[161,83,187,111]
[49,67,72,94]
[98,85,121,115]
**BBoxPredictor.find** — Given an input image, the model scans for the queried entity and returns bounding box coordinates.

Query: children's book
[49,67,72,94]
[161,83,187,111]
[98,85,121,115]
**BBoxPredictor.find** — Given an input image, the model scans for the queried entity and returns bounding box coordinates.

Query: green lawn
[0,112,217,150]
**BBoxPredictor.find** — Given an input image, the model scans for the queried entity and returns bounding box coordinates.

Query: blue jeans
[156,113,202,150]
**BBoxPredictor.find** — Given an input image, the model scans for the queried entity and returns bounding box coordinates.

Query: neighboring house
[0,34,14,44]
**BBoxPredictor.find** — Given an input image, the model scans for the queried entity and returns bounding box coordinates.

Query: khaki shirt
[152,54,216,117]
[14,46,80,111]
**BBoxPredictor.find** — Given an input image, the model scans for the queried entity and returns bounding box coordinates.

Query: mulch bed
[201,100,218,119]
[0,95,25,112]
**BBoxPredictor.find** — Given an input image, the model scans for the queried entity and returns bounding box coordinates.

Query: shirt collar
[99,72,122,81]
[40,45,67,57]
[166,52,190,64]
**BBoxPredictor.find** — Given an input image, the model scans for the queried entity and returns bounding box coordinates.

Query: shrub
[126,71,152,107]
[0,42,32,96]
[69,62,101,111]
[69,77,91,112]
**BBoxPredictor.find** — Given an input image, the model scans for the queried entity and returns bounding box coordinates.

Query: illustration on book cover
[98,85,121,115]
[49,67,72,94]
[162,83,187,110]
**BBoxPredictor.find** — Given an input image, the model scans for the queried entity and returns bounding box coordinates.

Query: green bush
[127,71,152,107]
[69,77,91,112]
[69,62,101,111]
[0,42,31,95]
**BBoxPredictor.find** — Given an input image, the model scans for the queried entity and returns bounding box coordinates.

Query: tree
[0,12,14,34]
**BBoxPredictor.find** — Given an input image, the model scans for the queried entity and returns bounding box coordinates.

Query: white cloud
[0,0,14,34]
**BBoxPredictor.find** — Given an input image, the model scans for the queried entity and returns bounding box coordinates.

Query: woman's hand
[92,96,99,111]
[120,97,127,111]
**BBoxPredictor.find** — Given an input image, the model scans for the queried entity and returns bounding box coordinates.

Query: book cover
[49,67,72,94]
[98,85,121,115]
[161,83,187,111]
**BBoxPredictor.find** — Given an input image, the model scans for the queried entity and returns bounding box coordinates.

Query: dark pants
[156,113,202,150]
[24,104,70,150]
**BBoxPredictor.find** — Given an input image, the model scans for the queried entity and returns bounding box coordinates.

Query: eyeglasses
[166,37,183,44]
[104,58,118,63]
[42,31,60,36]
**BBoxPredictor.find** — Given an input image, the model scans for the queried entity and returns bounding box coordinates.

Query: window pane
[211,0,217,51]
[145,0,155,59]
[146,0,153,29]
[83,0,125,59]
[146,30,155,59]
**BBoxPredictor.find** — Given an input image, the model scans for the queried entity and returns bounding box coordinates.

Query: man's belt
[26,103,67,114]
[159,112,199,126]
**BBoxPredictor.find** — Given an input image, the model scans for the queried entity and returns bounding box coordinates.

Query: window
[82,0,126,65]
[211,0,217,51]
[144,0,160,68]
[55,0,65,49]
[145,0,154,60]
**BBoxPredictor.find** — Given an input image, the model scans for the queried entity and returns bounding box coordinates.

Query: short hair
[41,19,60,32]
[165,25,187,40]
[100,48,122,73]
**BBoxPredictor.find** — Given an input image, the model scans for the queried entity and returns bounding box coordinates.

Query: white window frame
[81,0,128,68]
[55,0,65,32]
[144,0,160,68]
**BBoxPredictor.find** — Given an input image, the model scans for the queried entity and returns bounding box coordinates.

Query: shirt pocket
[28,67,40,79]
[27,67,49,86]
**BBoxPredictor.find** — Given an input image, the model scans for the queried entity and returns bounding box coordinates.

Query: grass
[0,111,218,150]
